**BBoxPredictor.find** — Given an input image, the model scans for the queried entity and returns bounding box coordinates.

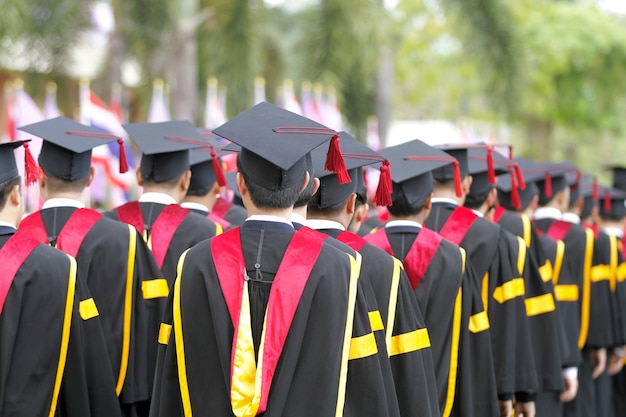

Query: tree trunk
[376,43,394,147]
[526,118,554,161]
[173,0,199,122]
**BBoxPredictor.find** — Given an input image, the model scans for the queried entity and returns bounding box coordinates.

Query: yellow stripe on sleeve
[142,278,170,299]
[348,333,378,360]
[525,293,556,316]
[389,328,431,356]
[492,278,526,304]
[368,311,384,332]
[158,323,172,345]
[469,311,490,333]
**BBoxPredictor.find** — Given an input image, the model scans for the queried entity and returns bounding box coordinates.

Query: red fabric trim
[403,228,443,290]
[115,202,145,235]
[210,226,325,414]
[336,230,368,252]
[19,209,102,258]
[56,209,102,258]
[581,222,599,240]
[364,228,394,255]
[493,206,506,223]
[546,220,573,242]
[150,205,190,269]
[437,206,479,246]
[212,198,232,219]
[0,232,41,313]
[208,212,231,229]
[18,212,50,243]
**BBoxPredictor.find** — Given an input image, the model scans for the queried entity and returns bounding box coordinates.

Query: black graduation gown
[150,221,400,417]
[20,207,165,416]
[369,224,499,417]
[106,202,219,281]
[315,227,440,417]
[0,228,121,417]
[495,211,564,395]
[535,217,595,417]
[426,202,538,398]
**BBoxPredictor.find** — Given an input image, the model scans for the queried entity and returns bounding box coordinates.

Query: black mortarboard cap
[0,140,31,184]
[467,146,511,196]
[19,116,128,181]
[310,131,387,208]
[187,129,230,192]
[609,166,626,192]
[497,158,544,210]
[215,102,347,190]
[599,187,626,219]
[432,145,469,187]
[380,139,460,205]
[124,120,209,183]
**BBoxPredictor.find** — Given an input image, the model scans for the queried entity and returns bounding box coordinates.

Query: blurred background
[2,0,626,208]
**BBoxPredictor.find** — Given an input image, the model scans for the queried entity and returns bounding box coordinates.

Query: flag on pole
[322,87,343,131]
[147,78,171,122]
[3,82,15,143]
[301,82,320,122]
[205,77,227,129]
[79,79,135,207]
[13,80,46,212]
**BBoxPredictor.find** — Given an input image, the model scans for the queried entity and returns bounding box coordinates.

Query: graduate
[365,139,499,417]
[532,164,597,417]
[305,132,440,417]
[0,141,121,417]
[495,157,566,416]
[424,145,532,417]
[17,117,164,417]
[150,102,401,417]
[106,121,222,282]
[179,132,233,229]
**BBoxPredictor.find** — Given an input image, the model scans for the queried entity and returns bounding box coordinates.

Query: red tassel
[604,190,612,213]
[487,147,496,184]
[211,149,227,187]
[592,178,599,202]
[453,161,462,197]
[508,145,514,160]
[514,163,526,190]
[325,134,350,184]
[544,171,552,198]
[510,168,521,210]
[23,141,39,186]
[118,139,128,173]
[374,160,392,207]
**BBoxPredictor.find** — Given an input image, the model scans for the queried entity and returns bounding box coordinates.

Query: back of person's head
[237,156,303,209]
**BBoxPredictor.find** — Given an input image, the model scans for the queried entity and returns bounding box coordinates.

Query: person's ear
[135,167,143,187]
[312,177,321,196]
[180,170,191,192]
[85,166,96,187]
[423,193,432,210]
[346,193,357,215]
[236,172,248,197]
[300,172,310,193]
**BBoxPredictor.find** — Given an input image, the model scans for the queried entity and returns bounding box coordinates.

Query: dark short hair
[293,174,315,208]
[143,172,185,189]
[42,167,90,194]
[0,176,20,210]
[307,198,346,218]
[387,186,425,217]
[237,158,303,209]
[185,186,211,197]
[464,188,492,210]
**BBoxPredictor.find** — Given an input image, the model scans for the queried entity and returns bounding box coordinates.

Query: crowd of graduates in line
[0,101,625,417]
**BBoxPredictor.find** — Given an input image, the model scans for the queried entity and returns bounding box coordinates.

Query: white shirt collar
[246,214,294,227]
[139,192,177,206]
[603,227,624,239]
[291,213,307,226]
[180,202,209,213]
[385,220,422,228]
[42,198,85,209]
[561,212,581,225]
[305,219,345,231]
[0,220,16,229]
[533,207,562,220]
[471,209,484,218]
[431,197,459,206]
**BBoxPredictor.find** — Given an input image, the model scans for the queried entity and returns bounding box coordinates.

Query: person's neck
[0,212,18,228]
[44,192,85,204]
[182,194,216,210]
[306,212,349,229]
[246,206,293,222]
[142,186,181,203]
[388,213,427,224]
[600,219,624,231]
[292,205,308,220]
[432,189,464,205]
